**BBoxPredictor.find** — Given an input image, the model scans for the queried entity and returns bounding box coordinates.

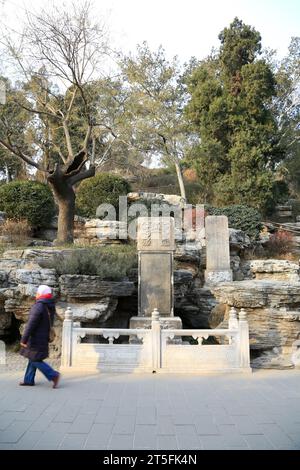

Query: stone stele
[130,216,182,330]
[205,215,233,283]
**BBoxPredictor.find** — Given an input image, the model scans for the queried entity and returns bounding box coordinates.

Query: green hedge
[0,180,56,228]
[42,245,137,279]
[206,204,262,240]
[76,173,131,218]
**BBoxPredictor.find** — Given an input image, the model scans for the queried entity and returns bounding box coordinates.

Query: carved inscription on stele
[137,217,175,251]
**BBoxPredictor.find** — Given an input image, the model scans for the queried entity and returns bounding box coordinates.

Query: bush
[264,230,294,257]
[206,204,262,240]
[0,218,32,245]
[76,173,131,218]
[185,182,204,205]
[42,245,137,280]
[0,180,55,228]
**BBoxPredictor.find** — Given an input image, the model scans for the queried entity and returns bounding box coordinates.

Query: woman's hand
[20,342,27,348]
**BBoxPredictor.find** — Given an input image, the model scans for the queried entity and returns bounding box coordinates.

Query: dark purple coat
[20,298,56,361]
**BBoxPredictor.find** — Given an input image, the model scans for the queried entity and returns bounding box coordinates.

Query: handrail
[161,328,238,336]
[73,327,149,336]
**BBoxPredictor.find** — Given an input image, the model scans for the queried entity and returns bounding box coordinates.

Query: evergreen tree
[185,18,285,211]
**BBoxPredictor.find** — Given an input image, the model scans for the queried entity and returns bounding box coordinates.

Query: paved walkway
[0,369,300,450]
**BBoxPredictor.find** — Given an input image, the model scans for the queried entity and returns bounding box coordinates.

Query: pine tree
[185,18,285,211]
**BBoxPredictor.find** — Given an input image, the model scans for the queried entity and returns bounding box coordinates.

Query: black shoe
[19,382,35,386]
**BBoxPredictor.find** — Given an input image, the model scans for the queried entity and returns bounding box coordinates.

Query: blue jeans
[24,360,58,385]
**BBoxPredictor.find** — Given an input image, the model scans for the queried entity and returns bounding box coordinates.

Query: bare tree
[0,1,113,243]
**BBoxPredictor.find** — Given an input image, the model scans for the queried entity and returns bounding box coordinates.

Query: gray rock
[211,279,300,368]
[229,228,252,254]
[34,229,57,242]
[56,299,118,323]
[0,310,12,335]
[8,268,57,287]
[175,241,201,263]
[247,259,300,281]
[174,270,194,300]
[0,271,8,288]
[59,275,135,299]
[212,280,300,308]
[251,348,294,369]
[2,250,25,259]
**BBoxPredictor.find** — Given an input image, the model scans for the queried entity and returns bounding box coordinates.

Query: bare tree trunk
[56,193,75,244]
[48,175,75,245]
[5,164,12,183]
[174,161,186,202]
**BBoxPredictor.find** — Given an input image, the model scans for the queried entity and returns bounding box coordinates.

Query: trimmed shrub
[42,245,137,280]
[0,180,56,228]
[76,173,131,218]
[206,204,262,240]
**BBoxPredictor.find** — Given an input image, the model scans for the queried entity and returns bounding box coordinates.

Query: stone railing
[61,307,251,373]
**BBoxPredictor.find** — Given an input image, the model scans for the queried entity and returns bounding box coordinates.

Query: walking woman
[19,285,60,388]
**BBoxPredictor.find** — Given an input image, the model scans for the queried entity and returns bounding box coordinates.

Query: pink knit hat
[36,285,52,299]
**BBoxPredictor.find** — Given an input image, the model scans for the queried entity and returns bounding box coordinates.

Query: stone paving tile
[134,424,157,449]
[59,434,87,450]
[95,406,118,424]
[274,417,300,435]
[175,425,202,450]
[53,404,80,423]
[258,423,297,450]
[0,411,20,430]
[231,415,264,435]
[108,434,134,450]
[223,405,250,416]
[46,421,72,434]
[30,413,56,432]
[157,416,176,435]
[15,431,45,450]
[136,406,156,425]
[0,443,16,450]
[15,404,47,421]
[34,431,66,450]
[201,435,227,450]
[245,434,275,450]
[287,434,300,449]
[4,401,28,413]
[211,410,234,425]
[80,400,102,415]
[194,416,220,436]
[156,400,172,416]
[157,435,178,450]
[68,414,94,434]
[85,423,113,449]
[171,408,196,425]
[87,388,109,401]
[0,419,32,443]
[218,425,249,448]
[118,403,137,416]
[113,415,135,434]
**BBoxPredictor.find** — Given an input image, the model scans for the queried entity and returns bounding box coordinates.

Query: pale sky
[1,0,299,62]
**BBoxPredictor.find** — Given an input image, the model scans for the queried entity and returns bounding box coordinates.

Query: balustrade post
[238,308,251,370]
[61,307,73,368]
[151,308,161,372]
[228,306,238,329]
